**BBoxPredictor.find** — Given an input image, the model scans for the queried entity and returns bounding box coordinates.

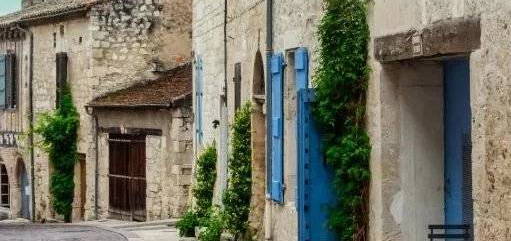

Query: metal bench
[428,225,471,240]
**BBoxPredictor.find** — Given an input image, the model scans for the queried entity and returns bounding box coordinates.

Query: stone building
[193,1,324,240]
[195,1,511,241]
[87,63,193,221]
[0,0,192,222]
[367,1,511,241]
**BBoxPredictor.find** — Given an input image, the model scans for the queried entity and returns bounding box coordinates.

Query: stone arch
[15,158,30,219]
[248,50,266,240]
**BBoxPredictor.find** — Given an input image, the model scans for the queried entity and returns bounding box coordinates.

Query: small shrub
[222,103,252,238]
[198,208,224,241]
[177,145,217,237]
[176,209,200,237]
[193,145,217,219]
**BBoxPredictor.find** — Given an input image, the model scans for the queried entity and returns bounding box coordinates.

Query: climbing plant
[313,0,371,240]
[34,86,79,222]
[222,103,252,239]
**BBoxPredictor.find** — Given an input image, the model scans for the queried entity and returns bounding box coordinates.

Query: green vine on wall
[222,103,252,239]
[313,0,371,240]
[34,86,79,222]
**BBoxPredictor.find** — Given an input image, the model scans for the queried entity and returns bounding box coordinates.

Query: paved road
[0,224,128,241]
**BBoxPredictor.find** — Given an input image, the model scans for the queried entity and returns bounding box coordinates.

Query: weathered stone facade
[0,0,192,222]
[193,1,321,240]
[367,0,511,240]
[94,107,193,221]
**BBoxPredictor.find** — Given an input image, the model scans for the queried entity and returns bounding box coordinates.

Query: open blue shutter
[195,57,204,146]
[295,48,309,90]
[0,55,6,108]
[296,48,336,241]
[271,53,284,203]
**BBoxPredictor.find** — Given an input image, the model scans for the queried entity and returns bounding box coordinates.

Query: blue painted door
[296,48,336,241]
[270,53,284,203]
[444,58,472,227]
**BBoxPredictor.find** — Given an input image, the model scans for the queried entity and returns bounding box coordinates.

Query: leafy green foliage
[194,145,218,219]
[222,103,252,238]
[198,207,224,241]
[34,86,79,222]
[313,0,371,240]
[177,145,217,237]
[177,209,200,237]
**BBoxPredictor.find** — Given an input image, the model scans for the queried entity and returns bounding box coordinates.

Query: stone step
[123,224,172,231]
[110,219,177,229]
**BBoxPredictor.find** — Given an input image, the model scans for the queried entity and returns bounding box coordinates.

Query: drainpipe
[264,0,273,240]
[15,25,35,222]
[29,30,35,223]
[224,0,228,99]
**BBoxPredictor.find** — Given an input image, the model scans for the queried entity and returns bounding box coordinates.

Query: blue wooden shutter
[195,57,204,146]
[0,55,6,109]
[295,48,309,90]
[296,48,336,241]
[271,53,284,203]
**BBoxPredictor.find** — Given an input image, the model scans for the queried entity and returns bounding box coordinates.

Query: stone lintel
[99,127,162,136]
[374,17,481,62]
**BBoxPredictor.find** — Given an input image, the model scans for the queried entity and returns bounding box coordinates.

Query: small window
[233,63,241,111]
[53,32,57,48]
[0,164,9,208]
[0,53,17,109]
[56,52,68,106]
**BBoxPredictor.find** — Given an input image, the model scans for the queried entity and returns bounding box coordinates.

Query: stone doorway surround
[371,17,481,241]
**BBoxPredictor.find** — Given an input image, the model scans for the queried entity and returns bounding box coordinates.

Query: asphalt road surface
[0,224,128,241]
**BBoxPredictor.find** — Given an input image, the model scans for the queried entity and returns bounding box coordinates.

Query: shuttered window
[195,57,204,146]
[233,63,241,111]
[56,52,68,106]
[5,53,16,109]
[270,53,284,203]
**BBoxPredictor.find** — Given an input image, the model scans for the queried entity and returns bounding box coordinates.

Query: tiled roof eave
[87,91,192,110]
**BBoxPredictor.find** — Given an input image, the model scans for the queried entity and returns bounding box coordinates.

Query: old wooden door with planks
[108,134,147,221]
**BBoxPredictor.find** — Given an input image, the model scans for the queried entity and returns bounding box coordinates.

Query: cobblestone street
[0,224,127,241]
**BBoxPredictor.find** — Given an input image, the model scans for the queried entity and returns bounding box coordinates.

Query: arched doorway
[16,160,30,219]
[248,51,266,240]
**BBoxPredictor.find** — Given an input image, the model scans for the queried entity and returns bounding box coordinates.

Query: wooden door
[108,134,146,221]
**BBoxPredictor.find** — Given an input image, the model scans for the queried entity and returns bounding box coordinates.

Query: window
[0,164,9,208]
[56,52,68,106]
[233,63,241,111]
[0,53,17,109]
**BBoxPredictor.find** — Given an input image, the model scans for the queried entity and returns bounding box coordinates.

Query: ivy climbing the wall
[222,103,252,239]
[35,86,79,222]
[313,0,371,240]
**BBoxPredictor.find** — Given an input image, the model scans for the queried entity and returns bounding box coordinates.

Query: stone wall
[367,0,511,240]
[84,0,192,220]
[95,107,193,220]
[29,17,92,221]
[0,33,32,220]
[193,0,322,240]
